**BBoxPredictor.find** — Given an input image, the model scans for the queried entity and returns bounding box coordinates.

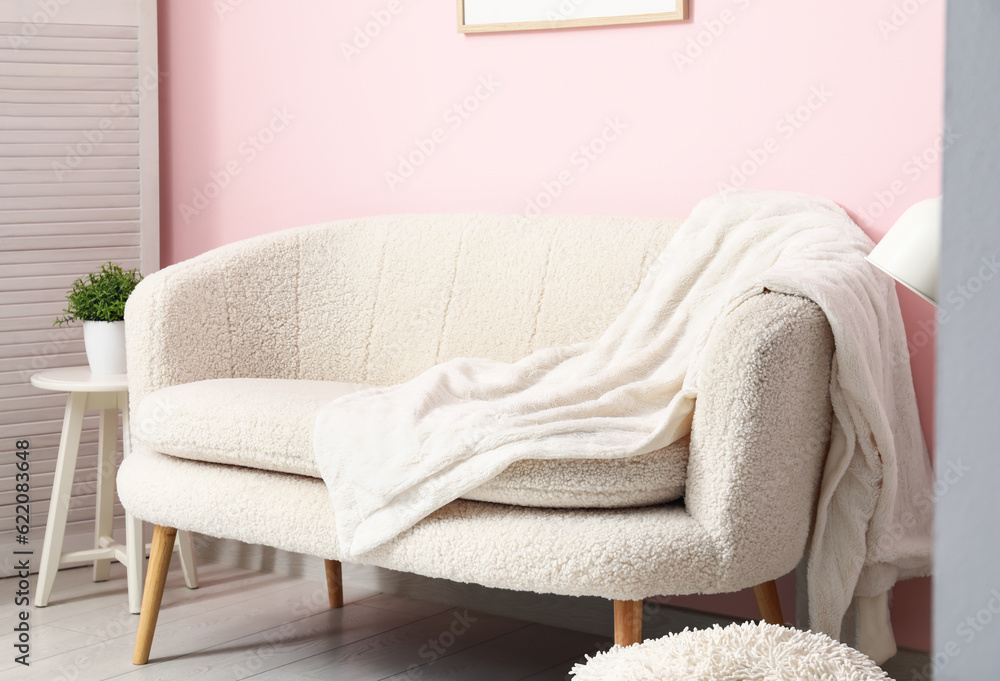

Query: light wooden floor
[1,560,608,680]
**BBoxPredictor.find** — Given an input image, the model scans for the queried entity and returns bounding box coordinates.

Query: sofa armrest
[125,229,304,410]
[686,292,835,588]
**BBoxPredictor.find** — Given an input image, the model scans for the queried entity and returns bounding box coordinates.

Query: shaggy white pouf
[571,622,893,681]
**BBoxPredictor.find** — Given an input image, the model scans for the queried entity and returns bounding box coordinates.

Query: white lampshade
[866,196,941,306]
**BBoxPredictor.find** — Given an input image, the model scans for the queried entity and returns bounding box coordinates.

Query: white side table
[31,367,198,614]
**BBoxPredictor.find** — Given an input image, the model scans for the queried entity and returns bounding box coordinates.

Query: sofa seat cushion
[133,378,367,477]
[134,378,687,508]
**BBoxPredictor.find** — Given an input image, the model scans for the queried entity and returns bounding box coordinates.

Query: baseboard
[194,534,928,678]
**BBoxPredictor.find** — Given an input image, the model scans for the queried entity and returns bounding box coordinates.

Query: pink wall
[158,0,944,651]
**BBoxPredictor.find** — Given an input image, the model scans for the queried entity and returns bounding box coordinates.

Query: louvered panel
[0,380,69,399]
[0,259,135,286]
[2,109,139,126]
[2,504,103,533]
[0,138,139,159]
[0,156,139,171]
[1,465,126,506]
[0,168,139,182]
[1,264,142,300]
[0,495,129,542]
[0,383,81,405]
[6,457,128,489]
[3,312,132,335]
[10,504,128,535]
[5,437,119,472]
[0,21,137,39]
[0,49,138,65]
[0,355,85,377]
[1,424,105,450]
[0,89,136,104]
[0,416,117,441]
[0,194,137,212]
[0,62,139,79]
[0,206,141,222]
[0,75,139,91]
[0,392,67,412]
[0,321,78,340]
[3,230,139,249]
[0,102,138,118]
[1,143,140,157]
[0,424,127,532]
[0,36,137,52]
[0,430,104,463]
[0,466,125,508]
[0,431,122,462]
[0,113,140,128]
[0,348,81,370]
[0,287,69,304]
[0,299,122,322]
[1,448,104,480]
[0,0,153,575]
[0,416,80,438]
[0,299,81,319]
[0,390,80,412]
[0,348,87,370]
[1,464,123,507]
[0,394,66,412]
[3,254,139,272]
[0,410,71,431]
[0,315,73,333]
[0,129,139,143]
[2,495,126,531]
[0,181,140,198]
[2,97,139,116]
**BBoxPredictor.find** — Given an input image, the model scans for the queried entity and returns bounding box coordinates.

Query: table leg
[176,531,198,589]
[93,406,117,582]
[126,514,145,613]
[120,392,146,613]
[36,391,87,607]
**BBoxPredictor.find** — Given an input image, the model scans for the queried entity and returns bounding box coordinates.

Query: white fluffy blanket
[314,190,933,661]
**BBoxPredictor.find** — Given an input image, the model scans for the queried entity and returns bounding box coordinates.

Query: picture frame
[458,0,688,33]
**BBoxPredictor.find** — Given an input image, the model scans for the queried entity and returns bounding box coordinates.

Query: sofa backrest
[288,215,682,385]
[128,215,682,407]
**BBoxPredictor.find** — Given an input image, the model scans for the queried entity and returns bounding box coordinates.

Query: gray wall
[935,2,1000,679]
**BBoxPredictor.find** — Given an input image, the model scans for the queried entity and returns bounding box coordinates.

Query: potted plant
[55,262,143,375]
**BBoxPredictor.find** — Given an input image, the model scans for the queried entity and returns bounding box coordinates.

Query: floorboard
[0,559,920,680]
[518,655,592,681]
[110,605,439,681]
[261,607,530,680]
[377,623,600,681]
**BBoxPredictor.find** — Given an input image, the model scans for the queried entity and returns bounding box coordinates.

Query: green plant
[54,262,143,327]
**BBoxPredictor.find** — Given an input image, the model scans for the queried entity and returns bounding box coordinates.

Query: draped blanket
[314,190,934,661]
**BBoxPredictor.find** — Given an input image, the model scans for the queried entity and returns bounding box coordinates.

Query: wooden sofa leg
[325,559,344,608]
[614,599,643,647]
[133,526,177,665]
[753,580,784,625]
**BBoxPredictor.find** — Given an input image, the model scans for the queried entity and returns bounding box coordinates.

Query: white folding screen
[0,0,158,576]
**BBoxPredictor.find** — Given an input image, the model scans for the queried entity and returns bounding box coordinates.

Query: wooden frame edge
[458,0,687,34]
[138,0,160,274]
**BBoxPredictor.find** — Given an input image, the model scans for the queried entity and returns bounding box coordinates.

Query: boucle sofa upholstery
[134,377,690,507]
[118,215,835,663]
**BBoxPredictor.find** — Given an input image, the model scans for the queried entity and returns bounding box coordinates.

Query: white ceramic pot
[83,320,127,375]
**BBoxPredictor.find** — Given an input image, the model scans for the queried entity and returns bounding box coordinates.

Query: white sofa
[118,214,835,664]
